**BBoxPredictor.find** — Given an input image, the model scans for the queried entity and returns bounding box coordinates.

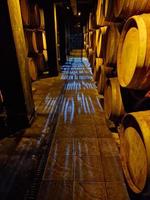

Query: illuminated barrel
[36,31,47,52]
[104,77,125,120]
[93,58,103,82]
[97,65,112,94]
[117,14,150,89]
[30,4,40,28]
[35,53,46,73]
[27,57,38,81]
[114,0,150,19]
[24,29,38,55]
[39,9,45,29]
[96,26,108,58]
[19,0,30,26]
[105,24,120,66]
[120,110,150,193]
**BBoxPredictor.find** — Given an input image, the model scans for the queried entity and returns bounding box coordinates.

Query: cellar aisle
[36,57,130,200]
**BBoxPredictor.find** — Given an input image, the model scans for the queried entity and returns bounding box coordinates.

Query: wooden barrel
[85,44,89,53]
[95,29,100,48]
[39,9,45,29]
[35,53,46,73]
[89,13,93,31]
[36,31,47,52]
[92,29,100,55]
[27,57,38,81]
[0,91,3,111]
[19,0,30,26]
[104,77,125,120]
[105,24,120,66]
[117,14,150,90]
[103,0,114,20]
[88,48,93,57]
[96,26,108,58]
[93,58,103,82]
[97,65,112,94]
[91,31,96,51]
[24,29,38,55]
[85,33,89,46]
[43,50,48,63]
[96,0,101,26]
[88,31,93,48]
[96,0,110,26]
[120,111,150,193]
[114,0,150,19]
[30,4,40,28]
[0,91,3,103]
[42,32,47,50]
[91,53,96,70]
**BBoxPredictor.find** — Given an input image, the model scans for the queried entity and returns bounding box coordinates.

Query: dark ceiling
[54,0,96,26]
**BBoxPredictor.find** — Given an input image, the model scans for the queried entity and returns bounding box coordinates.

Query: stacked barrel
[84,0,150,195]
[19,0,48,81]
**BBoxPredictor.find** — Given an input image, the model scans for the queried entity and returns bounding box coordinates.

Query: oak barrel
[0,91,3,104]
[103,0,114,20]
[39,9,45,29]
[27,57,38,81]
[120,111,150,193]
[114,0,150,19]
[35,53,46,73]
[96,0,110,26]
[105,24,120,66]
[43,50,48,63]
[0,91,3,111]
[89,13,96,31]
[88,31,93,48]
[96,26,108,58]
[36,31,47,52]
[93,58,103,82]
[104,77,124,120]
[19,0,30,26]
[97,65,112,94]
[24,29,38,55]
[30,4,40,28]
[117,14,150,90]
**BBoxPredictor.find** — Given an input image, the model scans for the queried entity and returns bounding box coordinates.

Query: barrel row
[84,1,150,195]
[20,0,45,29]
[19,0,49,82]
[93,0,150,27]
[24,29,47,55]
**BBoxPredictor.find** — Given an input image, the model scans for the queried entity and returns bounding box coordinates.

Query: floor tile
[55,124,75,138]
[92,113,106,124]
[101,155,124,182]
[99,138,119,156]
[106,182,130,200]
[73,124,97,138]
[37,181,73,200]
[74,182,107,200]
[75,138,100,156]
[43,155,73,181]
[50,138,74,155]
[96,125,112,138]
[23,115,47,137]
[75,156,104,181]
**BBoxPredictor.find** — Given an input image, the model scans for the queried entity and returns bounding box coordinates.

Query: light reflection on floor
[34,57,103,125]
[59,57,103,123]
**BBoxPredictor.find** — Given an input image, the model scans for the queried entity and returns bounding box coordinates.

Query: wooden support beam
[43,1,59,76]
[0,0,35,131]
[57,7,67,65]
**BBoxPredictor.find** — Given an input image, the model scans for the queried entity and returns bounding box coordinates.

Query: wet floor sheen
[37,57,130,200]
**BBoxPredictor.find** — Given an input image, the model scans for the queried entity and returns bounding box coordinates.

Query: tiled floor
[37,57,130,200]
